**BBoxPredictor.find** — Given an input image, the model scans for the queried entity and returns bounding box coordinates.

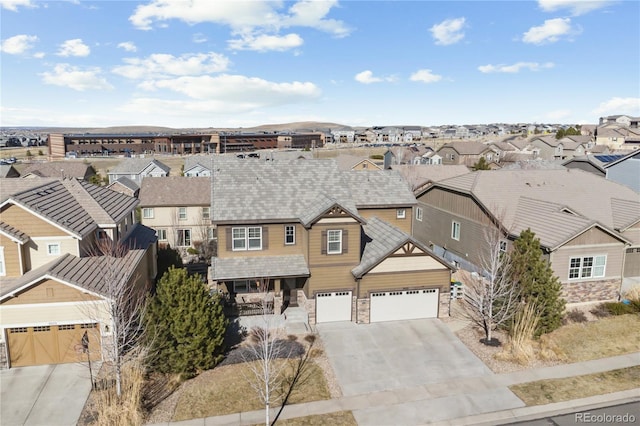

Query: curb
[431,389,640,426]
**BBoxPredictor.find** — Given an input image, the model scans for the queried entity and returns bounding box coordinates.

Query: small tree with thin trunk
[85,237,149,398]
[462,224,521,345]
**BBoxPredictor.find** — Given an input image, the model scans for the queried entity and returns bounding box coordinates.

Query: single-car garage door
[7,323,102,368]
[370,288,439,322]
[316,291,352,323]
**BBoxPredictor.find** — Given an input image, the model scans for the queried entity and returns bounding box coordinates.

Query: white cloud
[112,52,230,79]
[117,41,137,52]
[354,70,381,84]
[478,62,555,73]
[228,33,304,52]
[41,64,113,91]
[57,39,90,57]
[592,97,640,115]
[0,34,38,54]
[141,74,320,102]
[192,33,207,43]
[430,17,466,46]
[522,18,575,44]
[538,0,615,16]
[129,0,350,37]
[409,69,442,84]
[0,0,34,11]
[354,70,397,84]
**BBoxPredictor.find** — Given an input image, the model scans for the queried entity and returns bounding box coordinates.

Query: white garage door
[370,288,439,323]
[316,291,352,323]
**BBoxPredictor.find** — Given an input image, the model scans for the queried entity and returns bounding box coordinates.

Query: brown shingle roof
[139,176,211,207]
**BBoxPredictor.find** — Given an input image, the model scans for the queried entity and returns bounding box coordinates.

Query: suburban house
[107,176,140,197]
[22,161,97,180]
[138,176,213,258]
[184,155,212,177]
[437,141,500,166]
[334,154,382,171]
[107,158,170,185]
[0,178,157,368]
[412,169,640,304]
[528,136,587,161]
[209,158,454,325]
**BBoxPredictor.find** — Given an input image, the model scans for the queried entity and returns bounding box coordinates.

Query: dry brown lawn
[544,314,640,362]
[172,359,330,421]
[510,365,640,406]
[259,411,357,426]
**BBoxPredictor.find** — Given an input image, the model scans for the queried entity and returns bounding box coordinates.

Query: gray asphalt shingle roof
[211,254,310,280]
[343,170,416,208]
[434,169,639,247]
[211,158,359,225]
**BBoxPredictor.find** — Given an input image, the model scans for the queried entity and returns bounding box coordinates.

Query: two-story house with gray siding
[412,169,639,305]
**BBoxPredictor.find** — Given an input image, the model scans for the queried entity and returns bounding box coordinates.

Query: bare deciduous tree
[84,237,149,397]
[462,224,520,345]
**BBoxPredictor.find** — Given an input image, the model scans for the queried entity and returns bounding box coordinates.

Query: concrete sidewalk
[146,352,640,426]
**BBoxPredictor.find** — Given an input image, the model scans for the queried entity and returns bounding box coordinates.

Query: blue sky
[1,0,639,128]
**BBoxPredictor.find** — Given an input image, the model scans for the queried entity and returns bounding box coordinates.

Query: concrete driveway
[1,363,94,426]
[317,319,492,396]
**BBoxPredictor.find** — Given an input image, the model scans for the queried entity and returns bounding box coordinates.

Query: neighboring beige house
[437,141,499,166]
[138,176,213,257]
[391,164,471,194]
[413,169,639,305]
[210,158,453,325]
[107,158,170,185]
[334,154,382,171]
[22,161,96,180]
[528,136,588,160]
[0,178,157,368]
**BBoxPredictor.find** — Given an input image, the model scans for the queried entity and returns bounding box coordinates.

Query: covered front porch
[210,254,310,318]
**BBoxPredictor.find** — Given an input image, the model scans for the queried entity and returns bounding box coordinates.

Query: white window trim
[232,226,262,251]
[451,221,460,241]
[569,255,606,280]
[142,208,154,219]
[177,229,191,247]
[499,240,507,253]
[416,207,423,222]
[178,207,187,221]
[157,229,167,241]
[327,229,342,254]
[47,242,61,256]
[396,208,406,219]
[285,225,295,245]
[202,207,210,220]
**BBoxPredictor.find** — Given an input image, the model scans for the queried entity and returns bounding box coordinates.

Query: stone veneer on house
[561,279,621,304]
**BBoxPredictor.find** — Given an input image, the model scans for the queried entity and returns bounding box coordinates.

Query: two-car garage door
[370,288,439,323]
[6,323,102,367]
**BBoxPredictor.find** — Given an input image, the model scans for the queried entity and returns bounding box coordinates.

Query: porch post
[274,278,281,295]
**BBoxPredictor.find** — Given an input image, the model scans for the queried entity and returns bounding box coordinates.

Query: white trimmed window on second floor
[232,226,263,251]
[327,229,343,254]
[285,225,295,245]
[451,221,460,241]
[178,207,187,221]
[0,246,5,276]
[202,207,210,220]
[142,208,154,219]
[47,243,61,256]
[396,208,406,219]
[416,207,423,222]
